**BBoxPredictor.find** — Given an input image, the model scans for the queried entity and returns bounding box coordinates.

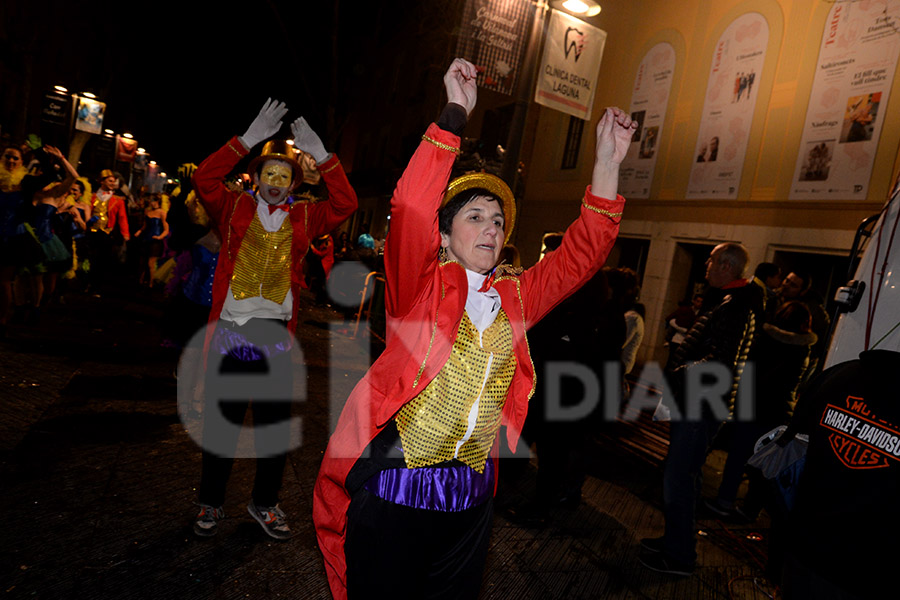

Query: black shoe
[640,536,665,554]
[703,498,734,517]
[556,492,582,510]
[639,552,694,576]
[505,504,550,528]
[734,505,759,523]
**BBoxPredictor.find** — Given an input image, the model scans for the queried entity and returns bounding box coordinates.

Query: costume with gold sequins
[314,119,625,599]
[396,311,516,473]
[229,213,293,304]
[191,135,357,344]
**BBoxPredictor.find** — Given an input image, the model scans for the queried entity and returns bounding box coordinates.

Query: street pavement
[1,279,778,599]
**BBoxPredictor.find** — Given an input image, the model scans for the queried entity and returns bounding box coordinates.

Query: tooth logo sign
[564,27,585,62]
[820,396,900,469]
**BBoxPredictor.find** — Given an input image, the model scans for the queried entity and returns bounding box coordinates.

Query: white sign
[619,43,676,199]
[790,0,900,200]
[534,9,607,121]
[686,13,769,199]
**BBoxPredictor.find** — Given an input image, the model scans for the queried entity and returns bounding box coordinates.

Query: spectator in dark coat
[704,300,815,519]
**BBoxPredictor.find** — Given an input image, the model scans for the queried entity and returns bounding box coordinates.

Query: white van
[824,186,900,367]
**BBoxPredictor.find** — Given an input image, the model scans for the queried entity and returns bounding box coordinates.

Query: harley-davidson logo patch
[820,396,900,470]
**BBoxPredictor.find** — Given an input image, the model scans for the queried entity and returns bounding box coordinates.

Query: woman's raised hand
[591,107,637,198]
[443,58,478,117]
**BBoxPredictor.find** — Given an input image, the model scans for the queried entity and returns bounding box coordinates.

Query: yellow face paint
[259,162,293,188]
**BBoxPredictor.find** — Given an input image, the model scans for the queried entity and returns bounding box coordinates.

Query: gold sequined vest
[91,197,111,233]
[396,309,516,473]
[230,212,293,304]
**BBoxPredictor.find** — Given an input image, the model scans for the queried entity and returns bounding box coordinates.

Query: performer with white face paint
[314,58,635,600]
[189,99,357,541]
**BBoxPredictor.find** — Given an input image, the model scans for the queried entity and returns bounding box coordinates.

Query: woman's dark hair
[774,300,812,334]
[438,187,503,236]
[71,179,86,195]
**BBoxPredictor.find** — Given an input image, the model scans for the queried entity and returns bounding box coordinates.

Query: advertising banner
[456,0,534,96]
[618,42,676,199]
[116,136,138,163]
[686,13,769,199]
[74,97,106,135]
[790,0,900,200]
[534,9,607,121]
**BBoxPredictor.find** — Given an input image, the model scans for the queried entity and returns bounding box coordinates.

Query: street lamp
[561,0,601,17]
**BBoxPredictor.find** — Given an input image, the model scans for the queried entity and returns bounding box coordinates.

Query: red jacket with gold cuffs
[90,193,130,240]
[192,136,357,337]
[313,123,625,599]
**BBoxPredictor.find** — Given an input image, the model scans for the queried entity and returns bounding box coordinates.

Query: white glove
[240,98,288,149]
[291,117,329,164]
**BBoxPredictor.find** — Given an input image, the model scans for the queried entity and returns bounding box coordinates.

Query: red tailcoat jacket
[91,193,130,240]
[313,123,625,599]
[192,136,357,338]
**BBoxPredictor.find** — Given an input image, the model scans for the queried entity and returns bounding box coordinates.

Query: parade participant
[87,169,130,287]
[2,145,75,332]
[190,99,357,540]
[1,145,31,337]
[313,58,634,600]
[133,193,169,286]
[64,178,92,279]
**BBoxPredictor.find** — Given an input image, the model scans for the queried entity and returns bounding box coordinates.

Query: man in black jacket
[640,242,764,575]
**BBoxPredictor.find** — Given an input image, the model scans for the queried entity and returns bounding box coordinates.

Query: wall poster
[686,13,769,199]
[619,42,676,199]
[790,0,900,200]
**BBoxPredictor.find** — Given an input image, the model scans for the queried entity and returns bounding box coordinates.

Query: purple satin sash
[365,457,494,512]
[212,320,292,362]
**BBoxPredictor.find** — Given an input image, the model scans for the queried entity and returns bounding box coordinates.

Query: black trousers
[345,489,493,600]
[198,319,293,508]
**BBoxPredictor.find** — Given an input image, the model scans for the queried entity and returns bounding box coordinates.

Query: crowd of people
[2,57,859,599]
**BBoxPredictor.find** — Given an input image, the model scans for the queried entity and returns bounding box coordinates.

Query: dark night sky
[19,0,401,174]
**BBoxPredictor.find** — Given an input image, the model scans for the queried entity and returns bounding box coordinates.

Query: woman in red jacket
[314,58,635,600]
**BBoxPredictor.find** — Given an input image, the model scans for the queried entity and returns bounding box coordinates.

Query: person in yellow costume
[314,58,635,600]
[189,99,358,541]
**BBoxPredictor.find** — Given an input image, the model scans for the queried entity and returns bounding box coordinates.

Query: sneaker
[247,502,292,540]
[639,551,695,576]
[193,504,225,537]
[640,536,665,554]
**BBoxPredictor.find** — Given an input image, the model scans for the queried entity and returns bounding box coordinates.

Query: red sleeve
[192,136,248,230]
[306,155,358,238]
[383,123,459,319]
[115,198,130,239]
[519,188,625,327]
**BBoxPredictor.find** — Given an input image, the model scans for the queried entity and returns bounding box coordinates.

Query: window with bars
[561,116,585,170]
